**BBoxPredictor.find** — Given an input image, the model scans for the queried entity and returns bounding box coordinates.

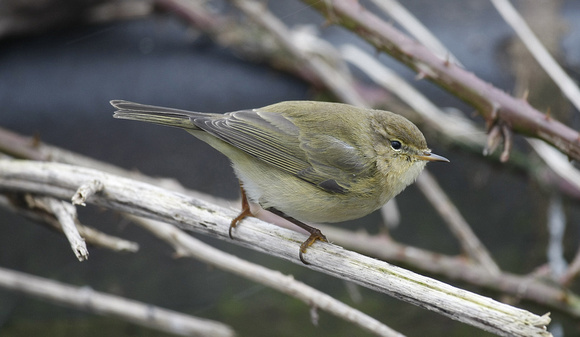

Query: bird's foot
[299,229,328,265]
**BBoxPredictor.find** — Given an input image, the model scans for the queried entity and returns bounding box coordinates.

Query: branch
[231,0,367,107]
[0,126,224,205]
[562,245,580,286]
[128,215,404,337]
[528,139,580,192]
[147,2,580,203]
[0,194,139,253]
[0,266,235,337]
[339,44,484,148]
[316,224,580,319]
[368,0,462,66]
[490,0,580,114]
[415,171,500,275]
[302,0,580,160]
[0,160,552,337]
[71,179,104,206]
[0,132,404,336]
[24,195,89,261]
[3,127,576,316]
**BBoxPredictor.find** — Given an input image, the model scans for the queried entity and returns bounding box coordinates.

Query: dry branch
[0,135,403,336]
[128,215,404,337]
[301,0,580,160]
[340,44,484,148]
[415,171,499,275]
[490,0,580,114]
[4,126,575,316]
[231,0,366,107]
[368,0,462,66]
[563,246,580,286]
[316,224,580,319]
[0,160,552,337]
[0,266,235,337]
[150,1,580,202]
[2,1,578,335]
[72,179,104,206]
[24,195,89,261]
[0,126,223,205]
[0,194,139,253]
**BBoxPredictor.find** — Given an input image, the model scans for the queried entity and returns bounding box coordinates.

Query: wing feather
[192,109,372,194]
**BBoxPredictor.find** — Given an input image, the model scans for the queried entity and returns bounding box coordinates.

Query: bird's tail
[111,100,200,130]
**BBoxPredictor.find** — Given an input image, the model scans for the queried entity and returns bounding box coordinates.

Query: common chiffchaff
[112,100,448,264]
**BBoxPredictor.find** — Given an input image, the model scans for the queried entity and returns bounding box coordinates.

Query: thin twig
[528,139,580,192]
[72,179,104,206]
[369,0,462,66]
[231,0,367,107]
[546,194,567,280]
[26,196,89,261]
[561,246,580,286]
[44,198,89,261]
[484,124,503,156]
[0,266,235,337]
[380,198,400,229]
[500,124,513,163]
[490,0,580,115]
[0,195,139,253]
[415,171,500,275]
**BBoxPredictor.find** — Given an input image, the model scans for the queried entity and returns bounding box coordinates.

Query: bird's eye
[390,140,402,150]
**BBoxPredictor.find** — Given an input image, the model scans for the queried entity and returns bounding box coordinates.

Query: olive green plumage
[111,100,447,224]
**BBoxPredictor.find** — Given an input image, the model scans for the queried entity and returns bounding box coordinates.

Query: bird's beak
[416,151,449,162]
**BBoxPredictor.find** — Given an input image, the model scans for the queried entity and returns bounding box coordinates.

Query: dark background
[1,1,580,336]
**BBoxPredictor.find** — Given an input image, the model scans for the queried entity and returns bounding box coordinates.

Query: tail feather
[111,100,200,130]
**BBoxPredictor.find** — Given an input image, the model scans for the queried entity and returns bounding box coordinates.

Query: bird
[111,100,449,264]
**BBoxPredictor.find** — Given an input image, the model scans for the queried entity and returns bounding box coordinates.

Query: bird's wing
[192,109,371,194]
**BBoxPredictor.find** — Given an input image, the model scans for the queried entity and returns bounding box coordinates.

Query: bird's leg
[229,183,252,239]
[267,207,327,265]
[229,183,327,264]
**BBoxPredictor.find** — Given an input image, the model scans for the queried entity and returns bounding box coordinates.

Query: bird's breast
[233,162,388,223]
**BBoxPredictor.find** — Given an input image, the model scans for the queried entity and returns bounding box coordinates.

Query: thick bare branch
[0,160,552,337]
[301,0,580,160]
[316,224,580,320]
[340,45,484,148]
[128,215,404,337]
[0,126,224,205]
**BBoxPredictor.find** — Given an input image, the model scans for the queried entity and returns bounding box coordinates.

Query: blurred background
[1,0,580,336]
